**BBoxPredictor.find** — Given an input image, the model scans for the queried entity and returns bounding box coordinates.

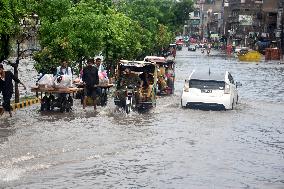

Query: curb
[11,98,41,111]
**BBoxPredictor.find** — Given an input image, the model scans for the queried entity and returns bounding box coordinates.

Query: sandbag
[38,74,54,88]
[54,75,72,88]
[98,71,109,85]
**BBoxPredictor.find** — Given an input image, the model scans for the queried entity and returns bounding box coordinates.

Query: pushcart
[74,83,113,107]
[31,86,83,112]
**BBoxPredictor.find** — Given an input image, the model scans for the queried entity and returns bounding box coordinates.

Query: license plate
[201,89,212,93]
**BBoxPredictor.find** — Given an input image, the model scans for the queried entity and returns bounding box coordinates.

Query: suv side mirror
[236,82,242,87]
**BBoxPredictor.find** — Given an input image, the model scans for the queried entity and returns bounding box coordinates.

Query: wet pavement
[0,49,284,189]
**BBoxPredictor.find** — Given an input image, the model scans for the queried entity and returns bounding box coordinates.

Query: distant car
[181,70,241,110]
[188,44,196,51]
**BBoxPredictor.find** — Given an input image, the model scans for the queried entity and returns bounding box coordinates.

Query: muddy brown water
[0,49,283,188]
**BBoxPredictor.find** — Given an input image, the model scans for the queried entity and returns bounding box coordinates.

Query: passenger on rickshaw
[158,76,167,91]
[119,68,141,87]
[157,67,167,90]
[139,72,153,100]
[165,67,174,87]
[117,68,141,103]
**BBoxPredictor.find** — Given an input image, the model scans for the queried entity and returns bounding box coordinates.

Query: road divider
[11,98,41,111]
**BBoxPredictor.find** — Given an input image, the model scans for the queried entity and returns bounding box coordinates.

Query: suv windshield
[189,79,225,90]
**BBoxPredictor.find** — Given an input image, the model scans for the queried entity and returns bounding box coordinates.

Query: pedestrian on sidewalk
[0,64,26,117]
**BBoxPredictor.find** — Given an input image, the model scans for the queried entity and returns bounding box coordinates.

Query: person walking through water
[0,64,26,117]
[82,58,99,110]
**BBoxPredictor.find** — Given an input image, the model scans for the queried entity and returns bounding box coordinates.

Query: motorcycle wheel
[125,96,132,114]
[126,104,131,114]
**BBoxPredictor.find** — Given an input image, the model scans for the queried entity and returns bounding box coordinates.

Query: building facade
[186,0,283,50]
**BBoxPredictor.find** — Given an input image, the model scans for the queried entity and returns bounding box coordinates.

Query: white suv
[181,70,240,110]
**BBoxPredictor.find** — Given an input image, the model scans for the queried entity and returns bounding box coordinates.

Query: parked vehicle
[188,44,196,51]
[181,70,241,110]
[144,56,175,95]
[114,60,157,113]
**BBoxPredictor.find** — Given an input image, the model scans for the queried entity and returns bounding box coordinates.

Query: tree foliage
[31,0,193,73]
[0,0,26,61]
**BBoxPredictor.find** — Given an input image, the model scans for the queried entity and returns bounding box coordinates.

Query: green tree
[0,0,26,61]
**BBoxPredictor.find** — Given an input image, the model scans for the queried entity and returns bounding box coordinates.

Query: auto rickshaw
[114,60,157,113]
[144,56,175,95]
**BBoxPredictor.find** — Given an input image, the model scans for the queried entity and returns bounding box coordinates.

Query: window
[189,79,225,90]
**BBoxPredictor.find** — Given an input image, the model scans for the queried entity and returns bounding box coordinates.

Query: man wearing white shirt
[56,60,72,77]
[94,58,104,72]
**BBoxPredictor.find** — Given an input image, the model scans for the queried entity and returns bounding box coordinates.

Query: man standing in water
[0,64,26,117]
[82,59,99,110]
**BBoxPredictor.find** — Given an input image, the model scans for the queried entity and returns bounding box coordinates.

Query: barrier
[265,48,282,61]
[11,98,41,111]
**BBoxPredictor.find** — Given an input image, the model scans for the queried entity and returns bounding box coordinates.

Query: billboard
[239,15,253,26]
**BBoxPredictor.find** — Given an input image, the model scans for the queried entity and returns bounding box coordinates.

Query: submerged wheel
[181,99,186,109]
[40,103,45,111]
[231,99,234,110]
[65,107,70,112]
[236,95,239,104]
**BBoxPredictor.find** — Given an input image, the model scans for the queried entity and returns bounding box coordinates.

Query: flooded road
[1,49,284,189]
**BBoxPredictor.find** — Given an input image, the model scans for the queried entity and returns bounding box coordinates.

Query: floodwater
[0,49,283,189]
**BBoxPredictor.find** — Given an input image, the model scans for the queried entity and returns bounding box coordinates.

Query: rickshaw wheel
[60,106,65,113]
[40,103,45,111]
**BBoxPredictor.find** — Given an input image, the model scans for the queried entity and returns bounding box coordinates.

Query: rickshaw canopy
[144,56,166,63]
[118,60,156,73]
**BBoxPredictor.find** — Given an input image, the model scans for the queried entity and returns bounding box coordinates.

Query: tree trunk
[14,41,20,103]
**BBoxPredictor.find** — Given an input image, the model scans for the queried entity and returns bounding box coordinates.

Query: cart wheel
[60,106,65,113]
[68,96,73,105]
[101,93,107,106]
[40,103,45,111]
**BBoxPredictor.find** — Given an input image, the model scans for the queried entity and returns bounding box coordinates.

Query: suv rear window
[189,79,225,90]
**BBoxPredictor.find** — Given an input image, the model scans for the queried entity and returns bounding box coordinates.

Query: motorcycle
[124,85,137,114]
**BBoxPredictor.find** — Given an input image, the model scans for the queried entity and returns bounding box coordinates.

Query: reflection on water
[0,50,283,188]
